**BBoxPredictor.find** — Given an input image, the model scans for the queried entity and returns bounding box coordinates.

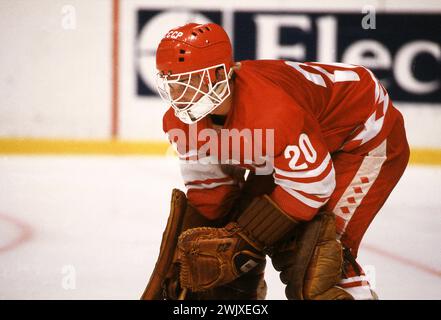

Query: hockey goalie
[141,22,409,300]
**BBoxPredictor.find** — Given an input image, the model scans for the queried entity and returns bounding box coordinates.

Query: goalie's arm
[177,194,352,300]
[177,195,299,292]
[178,154,242,220]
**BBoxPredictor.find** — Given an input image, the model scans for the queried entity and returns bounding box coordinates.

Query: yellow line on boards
[409,148,441,166]
[0,138,170,155]
[0,138,440,165]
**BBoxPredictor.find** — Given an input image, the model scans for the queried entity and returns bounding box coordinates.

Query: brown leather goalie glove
[176,195,300,292]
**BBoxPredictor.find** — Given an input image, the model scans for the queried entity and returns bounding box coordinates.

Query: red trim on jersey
[185,176,233,187]
[294,189,330,203]
[270,187,319,221]
[187,184,239,220]
[339,281,370,289]
[274,158,333,183]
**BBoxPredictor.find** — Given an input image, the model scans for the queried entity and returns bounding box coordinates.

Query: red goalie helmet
[155,23,234,124]
[156,22,233,76]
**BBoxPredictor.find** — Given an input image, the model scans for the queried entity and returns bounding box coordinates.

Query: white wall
[398,104,441,148]
[0,0,440,147]
[0,0,111,139]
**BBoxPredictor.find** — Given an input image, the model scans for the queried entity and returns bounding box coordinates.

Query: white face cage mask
[156,64,232,124]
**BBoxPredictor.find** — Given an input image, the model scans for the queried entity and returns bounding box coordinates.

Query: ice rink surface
[0,155,440,299]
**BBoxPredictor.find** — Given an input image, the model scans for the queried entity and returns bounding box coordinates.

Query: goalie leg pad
[272,212,353,300]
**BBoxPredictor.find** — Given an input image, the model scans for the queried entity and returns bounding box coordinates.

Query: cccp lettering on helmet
[165,31,184,39]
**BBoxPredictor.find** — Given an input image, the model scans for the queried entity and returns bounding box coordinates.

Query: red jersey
[163,60,401,221]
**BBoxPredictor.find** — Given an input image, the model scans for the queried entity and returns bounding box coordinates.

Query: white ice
[0,155,440,299]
